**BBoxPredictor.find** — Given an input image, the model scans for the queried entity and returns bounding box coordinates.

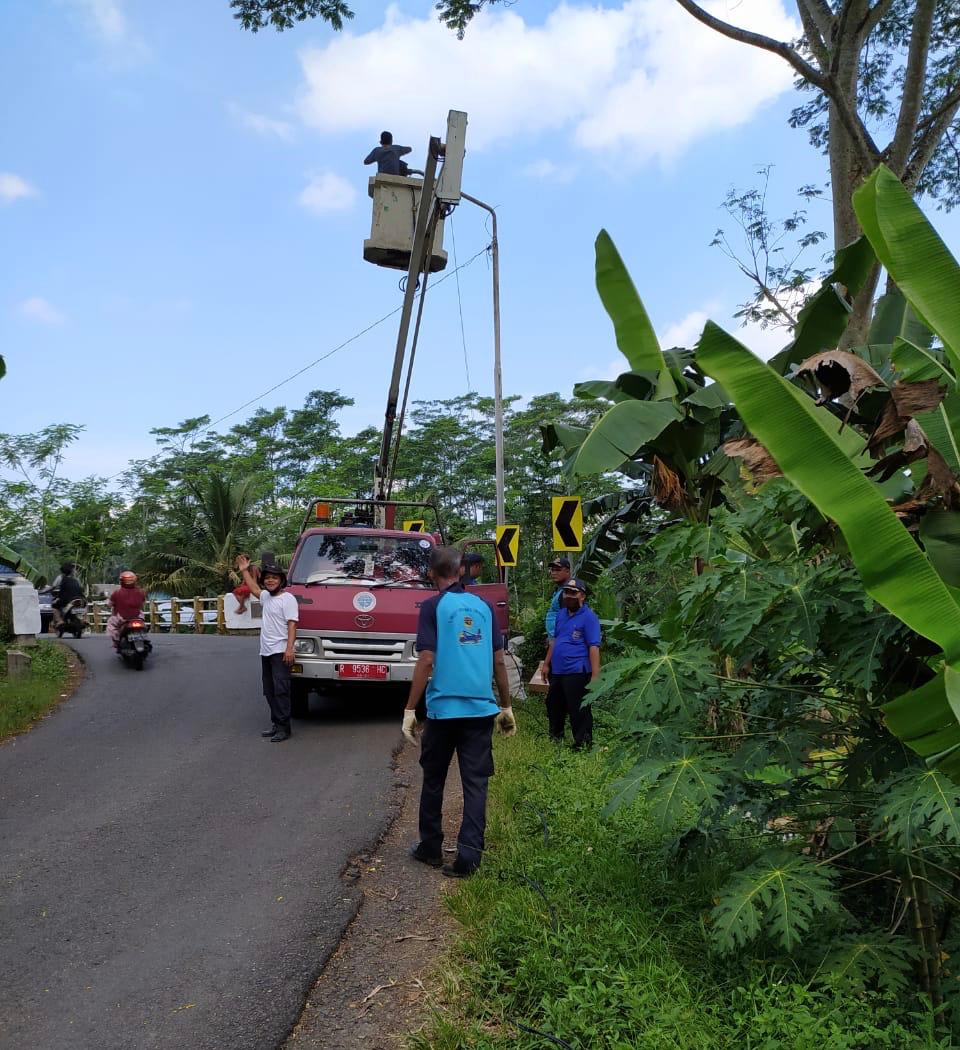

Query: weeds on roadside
[410,705,950,1050]
[0,641,72,738]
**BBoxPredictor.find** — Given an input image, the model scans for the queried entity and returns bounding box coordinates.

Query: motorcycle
[56,597,88,639]
[117,616,152,670]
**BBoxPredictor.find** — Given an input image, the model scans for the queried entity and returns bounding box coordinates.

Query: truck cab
[286,500,509,717]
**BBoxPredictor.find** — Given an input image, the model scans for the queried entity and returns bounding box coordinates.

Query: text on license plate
[337,663,390,680]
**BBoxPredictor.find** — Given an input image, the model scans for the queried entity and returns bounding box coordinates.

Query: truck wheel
[291,683,310,719]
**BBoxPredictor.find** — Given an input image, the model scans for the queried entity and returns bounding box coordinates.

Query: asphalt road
[0,634,402,1050]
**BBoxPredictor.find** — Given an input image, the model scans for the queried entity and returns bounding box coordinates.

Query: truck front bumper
[290,630,418,685]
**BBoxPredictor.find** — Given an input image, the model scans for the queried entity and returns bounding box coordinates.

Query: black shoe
[261,726,278,737]
[442,858,478,879]
[409,843,443,868]
[269,730,291,742]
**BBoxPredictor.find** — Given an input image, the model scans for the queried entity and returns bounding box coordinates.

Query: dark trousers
[418,716,495,871]
[546,672,593,747]
[261,654,292,733]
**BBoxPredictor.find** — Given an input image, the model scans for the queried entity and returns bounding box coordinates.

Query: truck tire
[291,682,310,719]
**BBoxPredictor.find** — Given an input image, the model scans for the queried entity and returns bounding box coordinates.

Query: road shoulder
[285,745,458,1049]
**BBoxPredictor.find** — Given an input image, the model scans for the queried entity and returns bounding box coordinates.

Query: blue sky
[3,0,959,483]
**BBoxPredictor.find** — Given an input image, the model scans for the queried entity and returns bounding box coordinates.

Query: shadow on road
[297,685,406,726]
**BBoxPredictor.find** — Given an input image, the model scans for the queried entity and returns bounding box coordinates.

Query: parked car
[37,588,55,634]
[153,600,218,632]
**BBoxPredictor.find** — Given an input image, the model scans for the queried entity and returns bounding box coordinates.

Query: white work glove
[402,709,418,744]
[495,706,517,736]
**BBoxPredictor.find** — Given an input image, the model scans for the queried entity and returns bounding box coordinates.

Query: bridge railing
[86,595,262,635]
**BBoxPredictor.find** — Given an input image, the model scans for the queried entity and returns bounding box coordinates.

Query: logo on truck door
[353,592,377,612]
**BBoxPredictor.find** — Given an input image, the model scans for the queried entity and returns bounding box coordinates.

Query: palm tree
[148,474,262,596]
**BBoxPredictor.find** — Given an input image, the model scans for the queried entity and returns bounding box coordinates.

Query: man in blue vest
[402,546,516,878]
[541,577,601,750]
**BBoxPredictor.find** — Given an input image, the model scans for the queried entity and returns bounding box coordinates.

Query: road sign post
[552,497,583,551]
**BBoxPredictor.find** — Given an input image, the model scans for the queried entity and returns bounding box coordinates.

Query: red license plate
[337,663,390,680]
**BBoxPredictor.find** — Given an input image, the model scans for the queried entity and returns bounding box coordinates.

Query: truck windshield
[291,534,434,587]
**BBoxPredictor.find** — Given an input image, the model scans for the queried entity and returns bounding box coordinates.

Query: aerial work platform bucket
[363,175,447,273]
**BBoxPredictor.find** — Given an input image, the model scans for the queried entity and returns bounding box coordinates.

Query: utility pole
[461,192,504,527]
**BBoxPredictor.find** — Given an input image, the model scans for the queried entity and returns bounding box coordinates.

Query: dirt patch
[285,746,463,1050]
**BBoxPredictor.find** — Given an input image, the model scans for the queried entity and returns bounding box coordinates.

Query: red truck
[286,498,509,717]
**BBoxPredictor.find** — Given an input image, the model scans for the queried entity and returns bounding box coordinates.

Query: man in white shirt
[237,555,299,742]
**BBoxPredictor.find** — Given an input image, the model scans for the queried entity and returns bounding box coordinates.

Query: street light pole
[460,191,504,527]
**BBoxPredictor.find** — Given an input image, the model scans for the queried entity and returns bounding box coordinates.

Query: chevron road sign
[552,497,583,551]
[402,519,426,532]
[495,524,520,567]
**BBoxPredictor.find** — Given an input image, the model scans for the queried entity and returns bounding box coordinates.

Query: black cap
[463,552,485,567]
[548,557,571,569]
[562,578,587,594]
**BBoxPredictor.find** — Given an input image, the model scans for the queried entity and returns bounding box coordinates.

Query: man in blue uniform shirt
[544,556,572,639]
[403,546,516,878]
[541,578,601,749]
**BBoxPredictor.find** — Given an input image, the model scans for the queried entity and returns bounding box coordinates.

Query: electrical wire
[449,213,472,391]
[100,243,491,485]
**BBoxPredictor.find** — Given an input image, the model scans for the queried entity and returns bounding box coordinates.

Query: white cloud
[0,173,38,204]
[228,103,295,141]
[298,172,357,215]
[68,0,148,62]
[296,0,797,165]
[20,297,65,325]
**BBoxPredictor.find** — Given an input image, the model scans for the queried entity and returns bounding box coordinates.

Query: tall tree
[673,0,960,344]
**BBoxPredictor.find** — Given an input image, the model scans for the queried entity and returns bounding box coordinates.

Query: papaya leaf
[876,769,960,849]
[710,850,838,953]
[607,750,728,827]
[814,933,917,994]
[614,641,716,722]
[595,230,677,399]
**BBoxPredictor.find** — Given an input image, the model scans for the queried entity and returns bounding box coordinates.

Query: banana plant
[0,542,46,588]
[697,165,960,778]
[541,231,741,580]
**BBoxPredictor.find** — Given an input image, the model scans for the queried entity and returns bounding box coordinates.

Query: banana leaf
[571,400,682,478]
[853,165,960,376]
[769,235,877,376]
[0,542,45,588]
[869,291,934,350]
[596,230,677,399]
[890,339,956,389]
[914,394,960,474]
[696,322,960,773]
[919,512,960,587]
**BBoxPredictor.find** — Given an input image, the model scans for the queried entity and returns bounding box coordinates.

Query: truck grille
[320,637,409,663]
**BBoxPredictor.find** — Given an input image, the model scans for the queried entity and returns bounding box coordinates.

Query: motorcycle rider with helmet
[107,570,147,648]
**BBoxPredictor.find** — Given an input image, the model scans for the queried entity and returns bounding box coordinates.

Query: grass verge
[411,705,947,1050]
[0,641,75,740]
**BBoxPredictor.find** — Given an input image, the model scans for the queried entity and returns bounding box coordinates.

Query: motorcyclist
[107,570,147,649]
[51,563,84,630]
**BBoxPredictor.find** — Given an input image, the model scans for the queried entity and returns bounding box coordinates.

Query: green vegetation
[0,641,73,739]
[413,706,946,1049]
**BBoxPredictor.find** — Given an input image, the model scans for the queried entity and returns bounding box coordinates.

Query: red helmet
[119,570,138,586]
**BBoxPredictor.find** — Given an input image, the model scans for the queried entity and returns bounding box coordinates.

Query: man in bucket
[237,554,298,743]
[402,546,516,878]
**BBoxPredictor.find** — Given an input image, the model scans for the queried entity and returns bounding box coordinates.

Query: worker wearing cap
[544,556,572,638]
[540,578,601,750]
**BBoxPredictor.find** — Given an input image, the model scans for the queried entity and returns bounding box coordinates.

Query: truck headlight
[294,638,317,655]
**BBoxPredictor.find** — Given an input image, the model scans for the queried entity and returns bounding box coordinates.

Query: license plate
[337,663,390,680]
